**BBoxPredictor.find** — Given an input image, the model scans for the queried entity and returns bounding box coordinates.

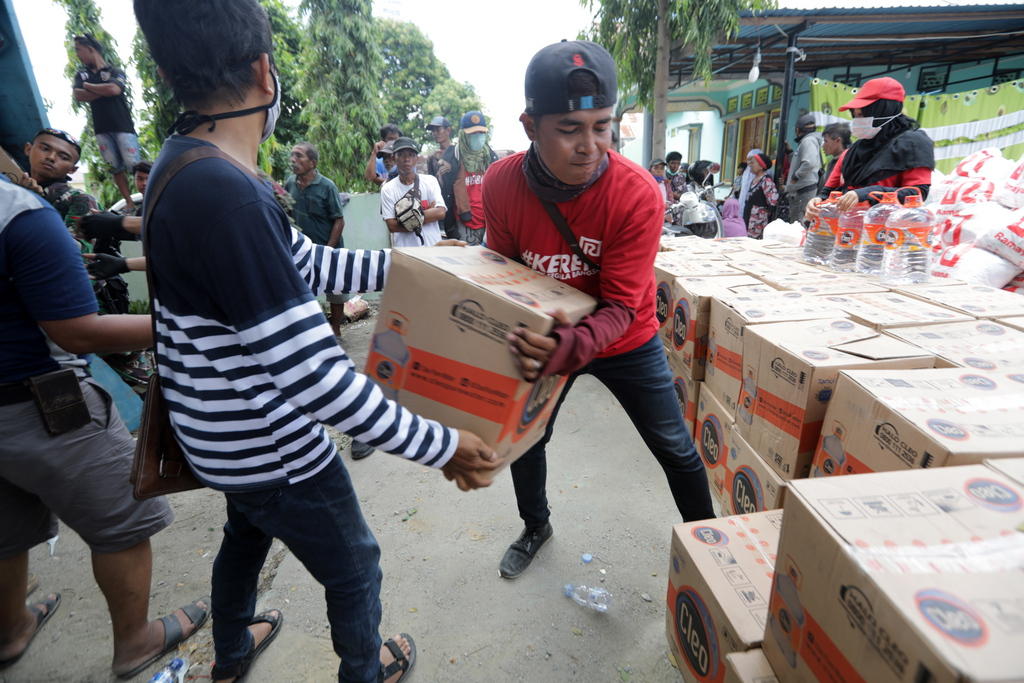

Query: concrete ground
[3,312,696,683]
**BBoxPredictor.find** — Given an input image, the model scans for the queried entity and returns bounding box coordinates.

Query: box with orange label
[666,510,783,683]
[895,282,1024,319]
[885,320,1024,372]
[705,293,843,415]
[655,255,748,348]
[810,368,1024,478]
[813,292,973,329]
[725,650,779,683]
[762,465,1024,683]
[695,383,734,506]
[668,353,699,438]
[734,318,934,480]
[365,246,595,462]
[722,430,787,516]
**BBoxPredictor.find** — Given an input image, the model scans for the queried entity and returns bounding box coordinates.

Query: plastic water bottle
[882,194,935,284]
[802,192,842,265]
[830,202,867,272]
[857,192,902,276]
[564,583,612,613]
[148,657,189,683]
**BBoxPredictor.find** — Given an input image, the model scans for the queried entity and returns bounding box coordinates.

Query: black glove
[459,211,473,225]
[86,253,129,279]
[80,213,134,241]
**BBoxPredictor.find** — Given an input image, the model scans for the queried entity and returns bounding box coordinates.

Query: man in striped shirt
[134,2,500,681]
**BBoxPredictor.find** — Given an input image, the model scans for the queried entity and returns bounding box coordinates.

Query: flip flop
[0,593,61,669]
[210,609,283,682]
[380,633,416,683]
[116,596,210,680]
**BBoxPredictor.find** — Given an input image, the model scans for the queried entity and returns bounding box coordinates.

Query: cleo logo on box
[674,589,721,680]
[518,374,560,432]
[672,299,691,350]
[963,357,997,371]
[700,415,724,465]
[926,418,969,441]
[656,283,671,324]
[481,251,508,265]
[915,589,988,647]
[731,467,764,514]
[964,478,1023,512]
[691,526,728,546]
[959,374,997,390]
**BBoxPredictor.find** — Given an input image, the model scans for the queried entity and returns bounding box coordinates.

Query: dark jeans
[511,334,715,528]
[212,456,383,683]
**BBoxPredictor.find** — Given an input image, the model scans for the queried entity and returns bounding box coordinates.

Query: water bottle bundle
[802,189,935,284]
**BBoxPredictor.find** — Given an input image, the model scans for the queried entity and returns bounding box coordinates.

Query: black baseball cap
[524,40,617,116]
[35,128,81,155]
[390,137,419,154]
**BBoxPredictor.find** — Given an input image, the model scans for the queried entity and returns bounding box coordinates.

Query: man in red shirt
[483,40,715,579]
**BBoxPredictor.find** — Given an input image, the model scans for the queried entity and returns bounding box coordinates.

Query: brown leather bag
[131,146,243,499]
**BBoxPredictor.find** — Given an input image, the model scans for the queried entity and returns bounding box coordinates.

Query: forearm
[122,216,142,234]
[290,228,389,294]
[855,184,931,203]
[39,313,152,354]
[126,257,146,271]
[73,88,100,102]
[364,154,380,183]
[326,218,344,248]
[385,218,405,234]
[423,206,446,223]
[83,81,122,97]
[544,299,635,375]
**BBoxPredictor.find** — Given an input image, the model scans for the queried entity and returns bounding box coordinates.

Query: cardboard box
[809,368,1024,478]
[660,275,764,379]
[725,650,779,683]
[656,251,744,277]
[985,456,1024,485]
[814,292,973,329]
[722,257,821,279]
[365,246,595,462]
[756,273,888,296]
[696,382,734,505]
[735,318,935,480]
[668,354,699,438]
[705,293,843,415]
[763,466,1024,683]
[723,430,788,516]
[666,511,783,683]
[896,283,1024,318]
[886,320,1024,372]
[997,315,1024,332]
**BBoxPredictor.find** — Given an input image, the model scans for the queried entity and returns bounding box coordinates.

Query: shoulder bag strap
[539,200,600,272]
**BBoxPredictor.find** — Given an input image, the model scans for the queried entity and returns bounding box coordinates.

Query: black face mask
[169,72,280,142]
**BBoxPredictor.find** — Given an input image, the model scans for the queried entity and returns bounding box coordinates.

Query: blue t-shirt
[0,178,97,382]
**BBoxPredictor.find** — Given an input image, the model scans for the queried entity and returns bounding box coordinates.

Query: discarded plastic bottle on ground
[830,202,867,272]
[148,657,189,683]
[882,193,935,285]
[802,192,842,265]
[564,583,612,613]
[857,191,902,276]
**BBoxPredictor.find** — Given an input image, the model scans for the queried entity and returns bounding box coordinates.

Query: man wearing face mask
[436,111,496,245]
[483,40,715,581]
[806,77,933,220]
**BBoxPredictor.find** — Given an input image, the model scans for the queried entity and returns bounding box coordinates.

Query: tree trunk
[652,0,670,161]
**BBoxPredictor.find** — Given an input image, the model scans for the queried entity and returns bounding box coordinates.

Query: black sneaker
[351,441,374,460]
[499,523,553,579]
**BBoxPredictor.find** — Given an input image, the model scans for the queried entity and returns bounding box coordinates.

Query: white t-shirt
[380,173,445,247]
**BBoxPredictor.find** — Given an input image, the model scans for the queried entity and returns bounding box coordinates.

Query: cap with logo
[390,137,420,154]
[459,111,488,134]
[525,40,617,116]
[425,115,451,131]
[839,77,906,111]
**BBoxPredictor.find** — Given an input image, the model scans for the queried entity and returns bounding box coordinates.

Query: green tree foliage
[131,30,176,159]
[376,18,450,144]
[421,78,487,143]
[299,0,385,193]
[261,0,308,179]
[583,0,774,109]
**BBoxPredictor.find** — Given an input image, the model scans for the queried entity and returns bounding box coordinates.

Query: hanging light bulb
[748,47,762,83]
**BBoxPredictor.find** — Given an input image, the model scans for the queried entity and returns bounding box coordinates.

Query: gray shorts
[0,378,172,558]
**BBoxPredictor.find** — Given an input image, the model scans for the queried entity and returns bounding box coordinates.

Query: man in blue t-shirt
[0,177,209,678]
[364,123,401,186]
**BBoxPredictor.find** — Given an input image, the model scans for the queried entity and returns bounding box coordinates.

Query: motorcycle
[663,161,723,239]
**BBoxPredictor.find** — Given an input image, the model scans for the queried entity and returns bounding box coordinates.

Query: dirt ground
[3,311,702,683]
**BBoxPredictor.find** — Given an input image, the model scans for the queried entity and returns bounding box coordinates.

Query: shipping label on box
[810,368,1024,478]
[815,292,973,329]
[705,294,843,414]
[763,467,1024,683]
[365,246,595,462]
[668,353,699,438]
[696,383,734,505]
[757,273,888,296]
[666,511,783,683]
[725,650,779,683]
[886,320,1024,372]
[723,430,787,516]
[896,282,1024,318]
[735,319,935,480]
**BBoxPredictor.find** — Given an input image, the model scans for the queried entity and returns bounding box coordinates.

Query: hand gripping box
[666,511,783,683]
[722,430,787,516]
[705,293,844,415]
[696,383,734,506]
[896,283,1024,319]
[365,246,595,461]
[725,650,779,683]
[809,368,1024,478]
[762,466,1024,683]
[734,319,935,480]
[886,320,1024,372]
[668,352,699,438]
[814,292,973,330]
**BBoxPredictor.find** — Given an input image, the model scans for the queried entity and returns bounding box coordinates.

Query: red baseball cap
[839,77,905,111]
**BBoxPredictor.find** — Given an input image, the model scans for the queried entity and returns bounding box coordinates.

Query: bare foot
[213,611,279,683]
[111,599,208,677]
[0,594,58,663]
[381,633,414,683]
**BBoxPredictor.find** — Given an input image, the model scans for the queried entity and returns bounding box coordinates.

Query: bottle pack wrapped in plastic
[996,155,1024,210]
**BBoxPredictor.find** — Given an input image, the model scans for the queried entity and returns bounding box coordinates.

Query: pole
[774,29,800,179]
[643,109,654,166]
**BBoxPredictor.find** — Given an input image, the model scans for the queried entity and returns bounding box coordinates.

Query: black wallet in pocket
[27,369,92,435]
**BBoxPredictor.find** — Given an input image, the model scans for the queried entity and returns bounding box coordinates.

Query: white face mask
[261,71,281,144]
[850,114,897,140]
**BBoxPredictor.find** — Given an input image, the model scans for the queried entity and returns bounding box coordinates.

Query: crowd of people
[1,2,715,682]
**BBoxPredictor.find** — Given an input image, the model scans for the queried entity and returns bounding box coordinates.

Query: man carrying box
[483,40,715,580]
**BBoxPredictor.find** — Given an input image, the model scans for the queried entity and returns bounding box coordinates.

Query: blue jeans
[212,455,383,682]
[511,334,715,528]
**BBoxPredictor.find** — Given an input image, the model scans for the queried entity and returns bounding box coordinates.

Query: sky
[10,0,595,155]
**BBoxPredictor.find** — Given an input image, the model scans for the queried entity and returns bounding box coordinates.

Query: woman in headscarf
[743,152,779,239]
[805,77,933,220]
[737,148,761,218]
[720,191,747,238]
